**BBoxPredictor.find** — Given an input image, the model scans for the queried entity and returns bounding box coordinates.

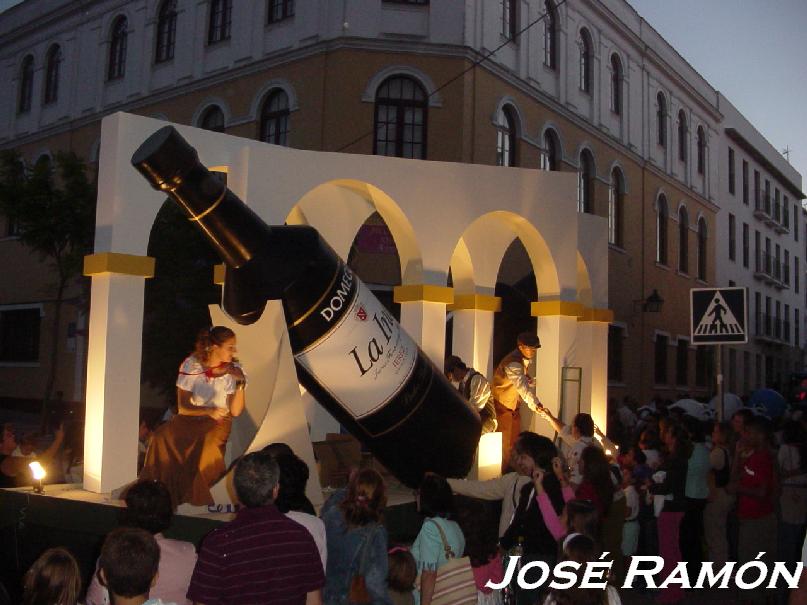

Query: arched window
[108,16,128,80]
[200,105,225,132]
[208,0,232,44]
[374,76,428,159]
[18,55,34,113]
[495,105,518,167]
[609,168,624,246]
[259,90,290,146]
[677,110,687,163]
[697,217,707,280]
[578,149,595,213]
[656,92,667,148]
[697,126,706,175]
[610,54,622,115]
[155,0,177,63]
[578,29,592,93]
[678,205,689,273]
[543,0,558,70]
[657,195,668,265]
[44,45,61,105]
[541,128,560,171]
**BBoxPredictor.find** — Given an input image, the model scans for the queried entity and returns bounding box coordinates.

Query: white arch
[104,11,133,40]
[248,78,300,121]
[574,142,597,176]
[362,65,443,107]
[654,188,669,212]
[191,97,232,128]
[493,97,524,137]
[608,160,628,192]
[538,122,565,162]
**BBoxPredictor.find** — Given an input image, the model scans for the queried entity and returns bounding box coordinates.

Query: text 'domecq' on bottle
[131,126,481,487]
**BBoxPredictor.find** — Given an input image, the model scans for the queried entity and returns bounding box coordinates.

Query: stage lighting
[29,461,46,493]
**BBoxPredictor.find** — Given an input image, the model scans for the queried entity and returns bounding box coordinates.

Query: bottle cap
[131,126,201,193]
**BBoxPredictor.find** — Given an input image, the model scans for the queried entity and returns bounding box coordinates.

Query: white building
[714,93,805,395]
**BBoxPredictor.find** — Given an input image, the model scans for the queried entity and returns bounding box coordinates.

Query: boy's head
[572,413,595,439]
[99,527,160,602]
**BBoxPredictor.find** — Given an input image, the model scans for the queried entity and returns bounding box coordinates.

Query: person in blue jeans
[411,473,466,605]
[322,468,392,605]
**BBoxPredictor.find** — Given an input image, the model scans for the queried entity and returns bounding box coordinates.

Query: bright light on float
[477,432,502,481]
[29,461,46,493]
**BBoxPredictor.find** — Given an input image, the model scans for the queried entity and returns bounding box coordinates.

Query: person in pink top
[87,479,197,605]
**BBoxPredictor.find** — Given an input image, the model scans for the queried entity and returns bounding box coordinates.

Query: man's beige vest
[491,349,525,411]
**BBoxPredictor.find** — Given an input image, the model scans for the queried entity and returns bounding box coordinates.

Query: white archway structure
[84,112,610,507]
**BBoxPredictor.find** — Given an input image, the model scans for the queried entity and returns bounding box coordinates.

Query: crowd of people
[8,396,807,605]
[3,325,807,604]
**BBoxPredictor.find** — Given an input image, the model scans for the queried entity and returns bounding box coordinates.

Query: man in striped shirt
[187,452,324,605]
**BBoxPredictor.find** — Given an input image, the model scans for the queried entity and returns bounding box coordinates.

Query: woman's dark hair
[193,326,235,364]
[565,499,599,541]
[457,499,499,567]
[680,415,705,443]
[668,424,693,459]
[573,414,595,438]
[418,473,454,519]
[628,446,646,466]
[341,468,386,526]
[548,534,608,605]
[22,548,81,605]
[580,446,614,516]
[274,453,315,515]
[121,479,174,534]
[262,442,294,458]
[513,432,557,471]
[387,548,417,592]
[99,527,160,599]
[639,429,660,450]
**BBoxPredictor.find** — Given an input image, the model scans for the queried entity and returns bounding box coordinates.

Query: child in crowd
[388,546,417,605]
[637,430,661,470]
[22,547,81,605]
[458,499,504,605]
[98,527,172,605]
[542,534,622,605]
[620,468,640,558]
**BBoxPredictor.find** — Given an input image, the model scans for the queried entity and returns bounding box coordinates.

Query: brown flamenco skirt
[139,414,231,507]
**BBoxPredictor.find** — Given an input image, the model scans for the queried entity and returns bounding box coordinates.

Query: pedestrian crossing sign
[690,287,748,345]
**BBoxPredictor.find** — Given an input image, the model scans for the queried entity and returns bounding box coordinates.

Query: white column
[83,254,154,493]
[451,294,501,377]
[575,308,613,433]
[530,302,582,439]
[395,285,453,366]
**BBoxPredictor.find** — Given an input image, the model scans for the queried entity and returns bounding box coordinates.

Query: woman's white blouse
[176,356,246,410]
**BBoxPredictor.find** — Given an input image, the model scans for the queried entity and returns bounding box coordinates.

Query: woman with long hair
[140,326,246,507]
[648,422,691,604]
[411,473,467,605]
[500,432,565,605]
[22,548,81,605]
[576,447,614,519]
[322,468,391,605]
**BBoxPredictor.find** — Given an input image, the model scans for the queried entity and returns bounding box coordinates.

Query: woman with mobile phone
[140,326,246,507]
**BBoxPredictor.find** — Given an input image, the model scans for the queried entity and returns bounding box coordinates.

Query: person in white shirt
[539,411,604,487]
[444,355,497,433]
[274,451,328,570]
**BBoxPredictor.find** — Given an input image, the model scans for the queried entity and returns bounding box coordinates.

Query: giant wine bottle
[132,126,481,487]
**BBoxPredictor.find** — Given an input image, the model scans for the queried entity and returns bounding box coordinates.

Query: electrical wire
[336,0,570,153]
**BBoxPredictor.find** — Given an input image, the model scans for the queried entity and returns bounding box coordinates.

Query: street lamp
[634,289,664,313]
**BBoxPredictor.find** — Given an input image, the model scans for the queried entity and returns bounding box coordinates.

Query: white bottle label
[295,277,418,418]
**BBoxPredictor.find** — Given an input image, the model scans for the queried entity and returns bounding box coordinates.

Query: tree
[0,150,96,420]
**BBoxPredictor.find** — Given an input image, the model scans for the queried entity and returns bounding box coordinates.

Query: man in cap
[491,332,544,468]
